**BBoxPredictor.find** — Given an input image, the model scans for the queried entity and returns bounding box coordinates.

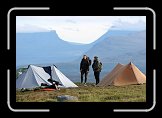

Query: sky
[16,16,146,44]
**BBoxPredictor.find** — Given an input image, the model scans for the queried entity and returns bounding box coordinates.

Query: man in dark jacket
[92,56,102,85]
[80,55,90,85]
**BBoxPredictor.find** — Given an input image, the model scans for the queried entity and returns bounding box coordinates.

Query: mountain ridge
[16,30,92,66]
[16,29,146,71]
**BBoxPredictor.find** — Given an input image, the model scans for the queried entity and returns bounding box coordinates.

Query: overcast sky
[16,16,146,44]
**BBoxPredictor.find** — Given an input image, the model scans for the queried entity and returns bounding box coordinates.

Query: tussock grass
[16,83,146,102]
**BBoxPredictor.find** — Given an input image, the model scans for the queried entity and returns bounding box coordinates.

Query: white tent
[16,65,78,89]
[51,65,78,88]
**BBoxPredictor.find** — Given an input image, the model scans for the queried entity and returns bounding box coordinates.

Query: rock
[57,95,78,102]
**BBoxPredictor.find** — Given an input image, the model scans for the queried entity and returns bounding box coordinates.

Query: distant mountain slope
[85,30,146,62]
[16,30,146,82]
[16,31,92,66]
[66,30,146,82]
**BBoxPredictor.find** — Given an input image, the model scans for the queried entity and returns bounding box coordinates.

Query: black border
[8,7,154,112]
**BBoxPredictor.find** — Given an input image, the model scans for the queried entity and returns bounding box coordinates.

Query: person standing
[80,55,90,85]
[92,56,102,85]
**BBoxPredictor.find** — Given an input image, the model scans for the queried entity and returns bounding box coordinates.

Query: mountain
[91,30,136,45]
[84,30,146,73]
[16,29,146,83]
[64,30,146,83]
[16,31,92,67]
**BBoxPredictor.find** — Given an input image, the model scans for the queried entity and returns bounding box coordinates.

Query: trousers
[94,71,100,85]
[81,70,88,83]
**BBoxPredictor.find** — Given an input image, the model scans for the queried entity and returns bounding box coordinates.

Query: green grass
[16,83,146,102]
[16,68,27,79]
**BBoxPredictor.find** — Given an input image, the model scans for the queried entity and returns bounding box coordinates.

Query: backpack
[98,61,102,71]
[93,61,102,71]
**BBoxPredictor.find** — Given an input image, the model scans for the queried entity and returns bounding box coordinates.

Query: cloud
[16,16,146,43]
[63,27,79,32]
[56,23,111,44]
[111,17,146,30]
[16,24,49,33]
[65,19,77,24]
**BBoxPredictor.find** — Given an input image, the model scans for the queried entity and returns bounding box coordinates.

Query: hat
[94,56,98,58]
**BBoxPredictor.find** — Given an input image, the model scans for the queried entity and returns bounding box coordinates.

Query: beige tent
[98,62,146,86]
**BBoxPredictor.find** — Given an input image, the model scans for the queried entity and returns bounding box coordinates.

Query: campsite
[16,16,146,102]
[16,62,146,102]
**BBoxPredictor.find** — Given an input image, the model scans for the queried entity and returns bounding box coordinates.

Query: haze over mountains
[16,29,146,82]
[16,30,92,67]
[85,30,146,63]
[17,30,145,63]
[73,30,146,66]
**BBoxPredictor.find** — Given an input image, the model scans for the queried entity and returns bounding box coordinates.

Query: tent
[98,62,146,86]
[16,65,78,89]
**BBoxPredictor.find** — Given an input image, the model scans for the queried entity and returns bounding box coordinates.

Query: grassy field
[16,83,146,102]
